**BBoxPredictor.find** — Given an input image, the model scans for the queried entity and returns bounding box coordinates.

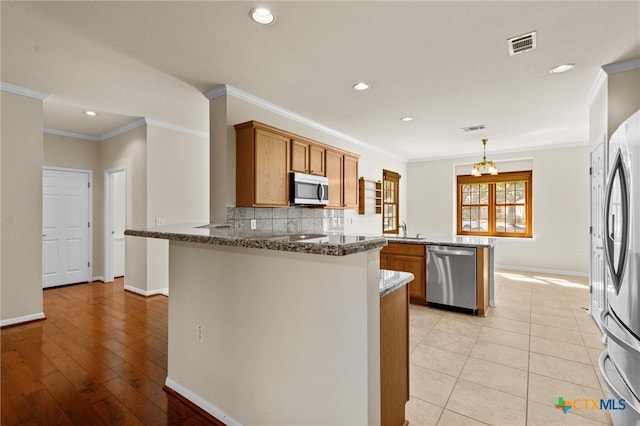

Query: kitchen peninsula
[125,224,412,425]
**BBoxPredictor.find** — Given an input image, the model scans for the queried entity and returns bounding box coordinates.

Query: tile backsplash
[226,207,344,234]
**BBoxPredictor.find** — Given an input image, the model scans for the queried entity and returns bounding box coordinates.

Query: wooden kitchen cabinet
[343,154,359,209]
[235,120,358,209]
[325,149,344,208]
[380,243,427,304]
[235,121,290,207]
[325,150,359,209]
[291,139,325,176]
[309,144,325,176]
[290,139,309,173]
[380,282,409,426]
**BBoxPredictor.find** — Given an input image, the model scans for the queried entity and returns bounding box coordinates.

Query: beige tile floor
[407,269,612,426]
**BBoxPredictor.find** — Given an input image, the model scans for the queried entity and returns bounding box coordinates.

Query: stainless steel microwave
[289,172,329,206]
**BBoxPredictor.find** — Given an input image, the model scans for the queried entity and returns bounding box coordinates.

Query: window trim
[456,170,533,238]
[382,169,401,234]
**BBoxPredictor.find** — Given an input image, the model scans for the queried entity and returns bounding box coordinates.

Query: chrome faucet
[401,221,407,238]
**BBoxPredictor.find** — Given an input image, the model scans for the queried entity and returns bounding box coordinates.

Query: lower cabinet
[380,283,409,426]
[380,243,427,304]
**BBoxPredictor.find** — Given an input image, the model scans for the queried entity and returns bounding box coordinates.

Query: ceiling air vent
[461,124,486,132]
[508,31,537,56]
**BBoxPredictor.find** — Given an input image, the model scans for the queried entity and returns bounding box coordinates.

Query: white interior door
[105,167,126,282]
[43,169,91,288]
[590,141,606,329]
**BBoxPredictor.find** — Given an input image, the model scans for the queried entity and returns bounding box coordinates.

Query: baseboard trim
[0,312,46,328]
[164,377,241,426]
[124,285,169,297]
[92,276,105,282]
[495,264,588,277]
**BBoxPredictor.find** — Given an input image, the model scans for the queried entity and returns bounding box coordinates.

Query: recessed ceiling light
[353,82,370,91]
[401,116,414,122]
[250,7,275,25]
[550,63,575,74]
[84,110,98,116]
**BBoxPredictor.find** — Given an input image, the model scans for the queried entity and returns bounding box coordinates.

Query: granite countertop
[125,223,387,256]
[379,270,414,297]
[385,234,496,248]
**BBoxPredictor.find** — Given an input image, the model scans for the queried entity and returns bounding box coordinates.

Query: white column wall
[145,124,209,293]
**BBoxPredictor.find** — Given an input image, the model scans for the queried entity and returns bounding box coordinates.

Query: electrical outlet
[576,249,581,256]
[250,219,257,230]
[155,218,164,226]
[197,325,204,343]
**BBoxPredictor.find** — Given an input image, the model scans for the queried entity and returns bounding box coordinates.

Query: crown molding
[203,84,406,161]
[407,141,589,163]
[586,58,640,107]
[100,118,147,140]
[203,85,227,100]
[44,128,101,141]
[602,57,640,75]
[145,118,208,138]
[1,82,48,100]
[45,118,207,142]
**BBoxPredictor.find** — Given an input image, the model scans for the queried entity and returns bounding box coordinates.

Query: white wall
[408,145,590,275]
[100,126,148,291]
[1,91,45,324]
[219,93,407,235]
[145,124,209,292]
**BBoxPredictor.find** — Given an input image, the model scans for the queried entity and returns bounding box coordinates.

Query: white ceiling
[2,1,639,161]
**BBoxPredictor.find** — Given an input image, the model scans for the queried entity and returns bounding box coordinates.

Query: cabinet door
[254,129,290,206]
[380,252,394,270]
[343,154,359,209]
[309,144,325,176]
[394,254,426,303]
[291,139,309,173]
[325,150,344,208]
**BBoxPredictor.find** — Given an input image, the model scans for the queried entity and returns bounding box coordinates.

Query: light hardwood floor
[1,278,215,425]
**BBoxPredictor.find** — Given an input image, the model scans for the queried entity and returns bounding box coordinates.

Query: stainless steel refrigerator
[600,109,640,425]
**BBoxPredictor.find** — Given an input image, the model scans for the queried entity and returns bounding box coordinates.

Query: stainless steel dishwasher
[427,245,477,314]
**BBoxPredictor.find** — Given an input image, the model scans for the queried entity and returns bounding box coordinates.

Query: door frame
[43,166,93,284]
[104,166,126,283]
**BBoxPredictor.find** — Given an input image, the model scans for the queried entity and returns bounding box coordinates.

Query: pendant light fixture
[471,138,498,176]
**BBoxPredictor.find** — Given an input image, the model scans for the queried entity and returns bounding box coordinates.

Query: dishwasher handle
[428,246,475,256]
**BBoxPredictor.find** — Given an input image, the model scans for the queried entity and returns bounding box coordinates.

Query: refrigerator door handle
[604,149,630,295]
[599,352,640,416]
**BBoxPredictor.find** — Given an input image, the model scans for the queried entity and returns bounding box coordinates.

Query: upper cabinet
[309,144,325,176]
[325,150,344,208]
[235,120,359,209]
[235,122,290,207]
[325,151,359,209]
[291,139,325,176]
[343,154,358,209]
[290,139,310,174]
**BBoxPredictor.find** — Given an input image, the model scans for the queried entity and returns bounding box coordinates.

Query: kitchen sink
[387,236,426,241]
